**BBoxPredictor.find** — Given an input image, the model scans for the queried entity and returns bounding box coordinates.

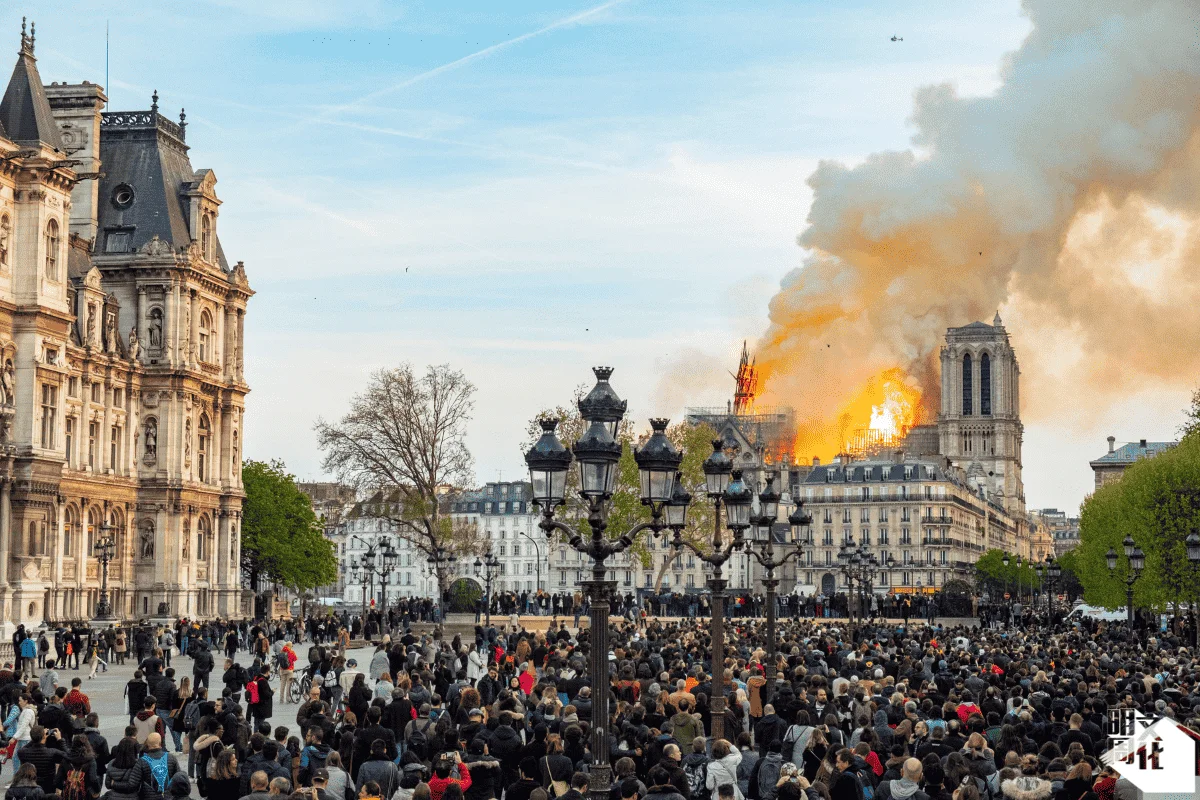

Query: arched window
[198,516,211,561]
[0,214,10,267]
[199,310,212,362]
[962,353,973,416]
[197,415,210,482]
[201,214,212,260]
[63,506,77,557]
[44,219,59,279]
[980,352,992,416]
[87,506,101,557]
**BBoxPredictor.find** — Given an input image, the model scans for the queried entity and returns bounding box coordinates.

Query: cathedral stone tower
[937,313,1024,515]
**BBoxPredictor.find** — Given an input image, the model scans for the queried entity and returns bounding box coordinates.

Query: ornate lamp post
[474,551,500,626]
[1106,535,1144,627]
[1001,552,1010,600]
[745,473,809,688]
[427,546,458,606]
[93,523,117,620]
[668,444,751,743]
[837,536,879,628]
[351,534,396,617]
[1046,555,1061,618]
[525,367,687,800]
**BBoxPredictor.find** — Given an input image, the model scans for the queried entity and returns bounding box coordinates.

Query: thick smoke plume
[757,0,1200,459]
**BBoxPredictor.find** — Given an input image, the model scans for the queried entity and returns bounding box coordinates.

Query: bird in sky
[891,35,903,42]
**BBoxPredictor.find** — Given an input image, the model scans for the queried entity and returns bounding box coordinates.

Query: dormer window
[199,310,212,362]
[201,213,214,261]
[44,219,59,280]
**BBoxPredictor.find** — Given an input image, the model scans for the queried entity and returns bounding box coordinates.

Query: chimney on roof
[812,456,820,467]
[1139,439,1147,448]
[1107,436,1115,454]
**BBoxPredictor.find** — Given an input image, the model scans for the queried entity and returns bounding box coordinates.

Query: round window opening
[112,184,135,209]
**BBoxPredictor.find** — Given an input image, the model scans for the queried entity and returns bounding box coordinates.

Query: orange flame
[790,368,922,462]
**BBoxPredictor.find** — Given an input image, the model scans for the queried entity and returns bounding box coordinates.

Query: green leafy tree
[1076,434,1200,610]
[973,548,1041,599]
[242,460,338,600]
[1181,386,1200,441]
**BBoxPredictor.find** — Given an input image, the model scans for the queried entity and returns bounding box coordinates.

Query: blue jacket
[19,638,36,658]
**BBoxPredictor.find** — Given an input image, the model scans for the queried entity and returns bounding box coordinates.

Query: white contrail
[321,0,627,120]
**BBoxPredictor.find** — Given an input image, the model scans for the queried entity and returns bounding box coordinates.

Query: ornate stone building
[0,23,251,628]
[937,314,1026,516]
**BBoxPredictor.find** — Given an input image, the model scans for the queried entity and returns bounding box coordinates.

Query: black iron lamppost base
[581,577,618,800]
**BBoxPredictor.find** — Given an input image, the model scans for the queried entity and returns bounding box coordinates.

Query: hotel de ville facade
[0,23,251,631]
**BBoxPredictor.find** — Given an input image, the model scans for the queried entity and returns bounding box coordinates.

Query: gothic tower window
[197,415,210,482]
[0,214,10,267]
[980,352,992,416]
[44,219,59,279]
[962,353,972,416]
[198,516,210,560]
[199,310,212,362]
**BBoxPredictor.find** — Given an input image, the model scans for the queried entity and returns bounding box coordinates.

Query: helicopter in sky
[891,35,904,42]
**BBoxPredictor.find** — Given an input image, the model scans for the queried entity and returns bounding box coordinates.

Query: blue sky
[14,1,1188,513]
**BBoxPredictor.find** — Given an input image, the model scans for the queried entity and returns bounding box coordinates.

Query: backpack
[299,747,329,787]
[683,758,707,798]
[62,766,90,800]
[184,698,203,731]
[206,742,227,779]
[246,679,260,705]
[406,718,433,760]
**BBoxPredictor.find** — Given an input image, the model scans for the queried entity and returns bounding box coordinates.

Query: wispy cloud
[317,0,628,121]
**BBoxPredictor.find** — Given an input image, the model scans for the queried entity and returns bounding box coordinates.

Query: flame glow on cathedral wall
[746,0,1200,463]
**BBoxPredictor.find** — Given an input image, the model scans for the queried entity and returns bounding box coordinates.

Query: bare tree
[315,364,482,600]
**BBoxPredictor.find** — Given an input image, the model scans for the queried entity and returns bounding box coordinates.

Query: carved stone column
[189,290,199,369]
[235,309,244,381]
[169,283,181,367]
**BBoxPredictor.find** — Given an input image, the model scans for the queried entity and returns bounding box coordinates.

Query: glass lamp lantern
[572,419,623,499]
[665,473,691,530]
[723,469,753,530]
[525,418,573,509]
[474,558,483,576]
[634,418,683,505]
[788,502,812,544]
[758,473,781,525]
[1048,556,1061,581]
[1186,531,1200,564]
[702,440,733,498]
[577,366,627,438]
[1002,553,1010,568]
[1105,548,1118,571]
[1130,546,1145,573]
[1123,534,1135,558]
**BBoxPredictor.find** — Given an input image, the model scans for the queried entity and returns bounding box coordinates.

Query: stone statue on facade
[184,418,192,466]
[0,359,12,406]
[128,327,140,361]
[86,304,98,347]
[105,314,118,354]
[140,524,154,558]
[144,419,157,461]
[156,601,169,615]
[148,309,163,350]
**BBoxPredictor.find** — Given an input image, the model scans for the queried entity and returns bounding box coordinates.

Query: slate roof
[0,44,64,150]
[1090,440,1176,466]
[801,459,952,484]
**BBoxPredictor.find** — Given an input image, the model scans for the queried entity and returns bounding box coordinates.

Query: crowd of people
[0,601,1194,800]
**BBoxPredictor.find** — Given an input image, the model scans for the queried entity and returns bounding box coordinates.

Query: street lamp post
[524,368,694,800]
[517,529,544,595]
[1002,552,1010,601]
[1046,555,1061,619]
[1186,530,1200,649]
[837,537,880,630]
[93,523,117,620]
[427,546,458,617]
[668,443,752,743]
[1106,535,1144,627]
[745,473,809,689]
[474,551,500,627]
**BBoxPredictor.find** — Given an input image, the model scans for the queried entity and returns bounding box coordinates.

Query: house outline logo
[1101,710,1194,794]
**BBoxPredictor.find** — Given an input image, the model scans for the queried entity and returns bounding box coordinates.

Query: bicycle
[288,666,314,704]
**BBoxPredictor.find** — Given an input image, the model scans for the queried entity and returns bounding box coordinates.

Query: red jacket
[429,763,471,800]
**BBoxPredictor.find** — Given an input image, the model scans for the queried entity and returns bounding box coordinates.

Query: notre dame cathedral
[0,22,251,631]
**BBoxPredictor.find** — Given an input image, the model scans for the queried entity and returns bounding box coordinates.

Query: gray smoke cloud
[756,0,1200,457]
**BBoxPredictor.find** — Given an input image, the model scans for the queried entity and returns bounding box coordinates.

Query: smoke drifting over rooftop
[756,0,1200,458]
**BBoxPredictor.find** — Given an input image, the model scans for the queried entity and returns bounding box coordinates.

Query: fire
[789,367,922,462]
[868,377,920,442]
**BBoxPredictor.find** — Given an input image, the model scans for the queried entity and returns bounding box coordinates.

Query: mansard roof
[96,97,229,268]
[0,29,64,151]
